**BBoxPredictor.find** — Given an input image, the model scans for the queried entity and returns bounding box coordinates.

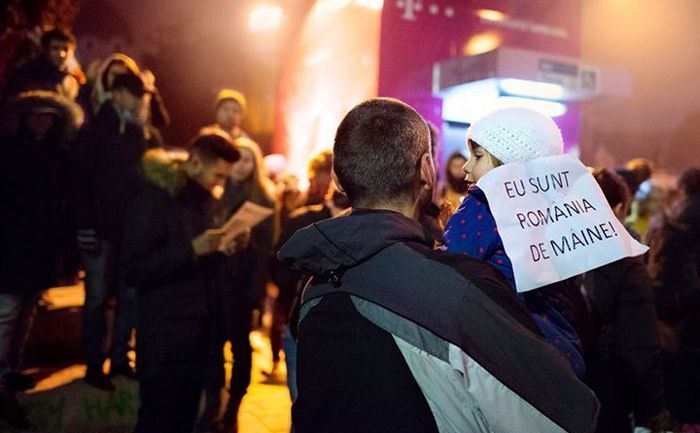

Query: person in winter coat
[584,168,665,433]
[0,90,83,430]
[278,97,599,433]
[3,29,80,100]
[201,89,249,142]
[199,136,278,433]
[121,134,240,433]
[647,167,700,323]
[78,53,169,128]
[72,71,161,391]
[442,107,586,377]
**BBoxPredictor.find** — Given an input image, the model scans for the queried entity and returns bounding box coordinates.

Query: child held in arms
[443,107,586,377]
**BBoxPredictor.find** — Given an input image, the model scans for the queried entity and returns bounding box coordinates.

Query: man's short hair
[40,29,75,49]
[333,97,430,206]
[190,133,240,164]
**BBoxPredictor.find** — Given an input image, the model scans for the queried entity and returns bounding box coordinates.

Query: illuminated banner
[477,154,648,292]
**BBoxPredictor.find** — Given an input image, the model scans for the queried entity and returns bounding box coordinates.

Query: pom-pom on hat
[466,106,563,164]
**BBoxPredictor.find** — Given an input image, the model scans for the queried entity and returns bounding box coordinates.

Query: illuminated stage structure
[273,0,630,181]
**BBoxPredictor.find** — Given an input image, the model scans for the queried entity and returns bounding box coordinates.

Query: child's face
[464,140,497,183]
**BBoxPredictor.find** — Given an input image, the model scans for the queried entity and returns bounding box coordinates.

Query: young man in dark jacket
[121,133,240,433]
[73,71,160,390]
[278,97,599,433]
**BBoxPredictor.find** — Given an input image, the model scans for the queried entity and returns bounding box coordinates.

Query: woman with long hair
[441,151,469,207]
[201,136,279,433]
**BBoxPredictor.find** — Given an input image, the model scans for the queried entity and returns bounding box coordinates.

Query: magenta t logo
[396,0,423,21]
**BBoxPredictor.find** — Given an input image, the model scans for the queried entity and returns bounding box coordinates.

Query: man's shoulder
[337,241,514,316]
[679,195,700,223]
[362,242,538,335]
[289,204,329,224]
[394,241,505,288]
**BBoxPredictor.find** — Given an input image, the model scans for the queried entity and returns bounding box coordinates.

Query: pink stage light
[272,0,382,185]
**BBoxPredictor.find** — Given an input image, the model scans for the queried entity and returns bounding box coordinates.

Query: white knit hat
[466,107,563,164]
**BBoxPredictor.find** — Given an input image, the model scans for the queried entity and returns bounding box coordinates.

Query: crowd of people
[0,26,699,433]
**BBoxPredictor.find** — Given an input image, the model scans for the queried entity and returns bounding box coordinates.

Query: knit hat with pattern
[466,106,563,164]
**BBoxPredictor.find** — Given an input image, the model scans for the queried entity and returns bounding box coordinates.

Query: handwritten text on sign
[477,154,648,293]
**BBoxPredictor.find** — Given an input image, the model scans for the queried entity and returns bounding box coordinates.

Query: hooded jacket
[0,91,83,292]
[84,53,169,127]
[72,102,161,242]
[279,209,599,433]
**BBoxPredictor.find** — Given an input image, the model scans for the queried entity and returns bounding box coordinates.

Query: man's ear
[331,168,345,195]
[184,152,202,176]
[419,152,436,191]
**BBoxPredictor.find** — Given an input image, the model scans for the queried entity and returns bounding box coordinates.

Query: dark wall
[73,0,311,152]
[580,0,700,173]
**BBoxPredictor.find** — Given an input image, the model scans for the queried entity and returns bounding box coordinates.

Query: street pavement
[1,330,291,433]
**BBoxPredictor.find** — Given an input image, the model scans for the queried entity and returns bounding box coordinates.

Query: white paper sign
[477,154,648,293]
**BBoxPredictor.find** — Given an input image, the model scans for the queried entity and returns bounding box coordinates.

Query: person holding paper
[199,136,278,433]
[442,107,587,377]
[121,133,241,433]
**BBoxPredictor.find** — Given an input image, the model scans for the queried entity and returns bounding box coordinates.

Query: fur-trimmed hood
[91,53,140,112]
[141,148,189,196]
[2,90,84,141]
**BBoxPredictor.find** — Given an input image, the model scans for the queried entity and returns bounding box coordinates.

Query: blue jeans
[283,326,298,401]
[81,240,135,370]
[0,290,42,386]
